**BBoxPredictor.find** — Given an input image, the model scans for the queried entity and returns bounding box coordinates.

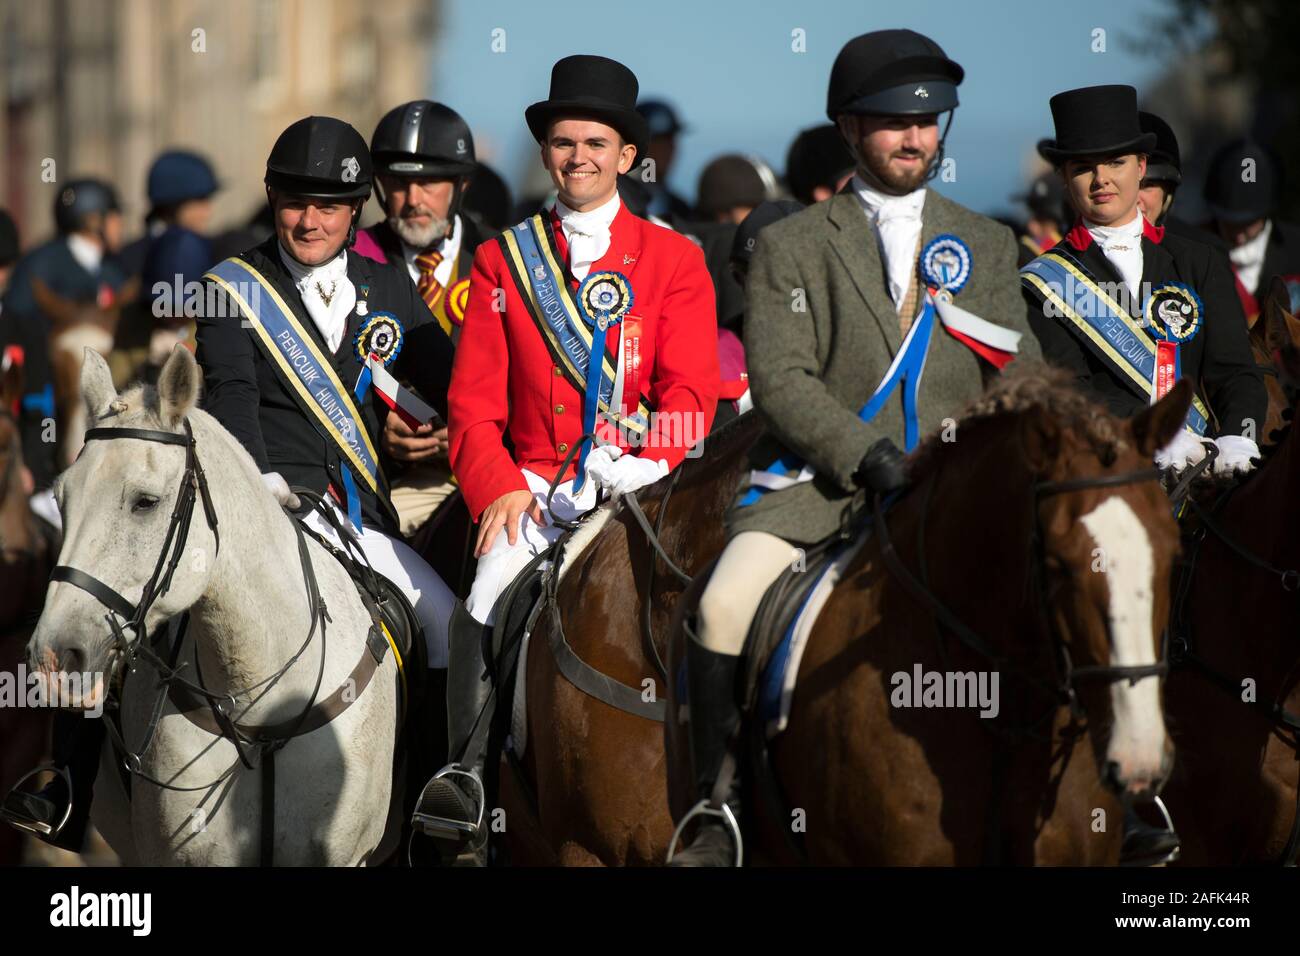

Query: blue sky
[429,0,1182,218]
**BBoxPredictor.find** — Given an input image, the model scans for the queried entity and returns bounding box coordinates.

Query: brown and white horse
[668,366,1190,865]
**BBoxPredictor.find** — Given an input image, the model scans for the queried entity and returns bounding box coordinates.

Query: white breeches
[697,531,804,655]
[303,503,456,668]
[465,468,599,625]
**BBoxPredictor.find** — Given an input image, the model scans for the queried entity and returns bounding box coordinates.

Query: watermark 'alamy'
[49,886,151,936]
[890,664,1000,718]
[0,664,105,717]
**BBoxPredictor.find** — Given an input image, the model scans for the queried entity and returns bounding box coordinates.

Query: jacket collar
[549,199,645,288]
[1065,214,1164,251]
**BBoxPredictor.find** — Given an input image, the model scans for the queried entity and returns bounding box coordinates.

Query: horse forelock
[908,361,1127,481]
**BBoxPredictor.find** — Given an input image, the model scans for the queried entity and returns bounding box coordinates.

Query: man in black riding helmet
[356,100,486,536]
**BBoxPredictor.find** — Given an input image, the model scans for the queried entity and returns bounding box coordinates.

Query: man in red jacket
[411,54,719,862]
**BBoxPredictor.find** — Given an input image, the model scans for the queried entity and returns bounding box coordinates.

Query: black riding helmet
[53,179,121,235]
[826,30,964,185]
[370,101,476,233]
[265,116,372,201]
[265,116,371,256]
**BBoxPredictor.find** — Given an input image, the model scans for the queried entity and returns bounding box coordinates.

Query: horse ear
[157,346,201,427]
[1019,405,1062,474]
[1130,379,1192,457]
[80,347,118,420]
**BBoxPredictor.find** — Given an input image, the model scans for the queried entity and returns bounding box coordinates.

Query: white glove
[583,444,668,497]
[261,471,301,509]
[1154,430,1209,473]
[1212,434,1260,477]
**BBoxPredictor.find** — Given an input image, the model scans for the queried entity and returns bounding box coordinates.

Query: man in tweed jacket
[669,29,1040,867]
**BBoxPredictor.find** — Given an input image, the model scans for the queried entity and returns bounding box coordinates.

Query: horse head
[1015,373,1189,798]
[1249,276,1300,444]
[28,346,213,711]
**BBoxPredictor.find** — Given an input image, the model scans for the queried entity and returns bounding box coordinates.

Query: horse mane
[907,361,1127,480]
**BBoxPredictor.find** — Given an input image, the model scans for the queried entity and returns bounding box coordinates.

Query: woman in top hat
[1022,85,1265,481]
[411,54,720,864]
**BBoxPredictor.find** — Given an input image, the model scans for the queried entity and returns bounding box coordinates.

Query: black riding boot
[2,710,105,851]
[668,628,743,867]
[411,601,494,865]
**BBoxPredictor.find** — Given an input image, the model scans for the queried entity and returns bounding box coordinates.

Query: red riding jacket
[449,201,720,521]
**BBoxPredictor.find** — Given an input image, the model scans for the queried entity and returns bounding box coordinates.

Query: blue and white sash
[204,257,381,529]
[738,294,937,507]
[497,216,653,438]
[1020,250,1210,435]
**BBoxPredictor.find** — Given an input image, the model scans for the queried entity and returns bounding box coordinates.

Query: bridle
[49,421,219,659]
[873,463,1170,732]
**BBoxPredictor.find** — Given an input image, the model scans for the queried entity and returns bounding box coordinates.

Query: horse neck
[911,436,1039,651]
[1227,411,1300,534]
[182,411,317,697]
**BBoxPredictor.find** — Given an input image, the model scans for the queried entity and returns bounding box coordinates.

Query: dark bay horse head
[901,364,1190,799]
[1247,276,1300,447]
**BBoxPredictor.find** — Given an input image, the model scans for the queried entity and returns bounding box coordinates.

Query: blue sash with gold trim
[1020,250,1210,435]
[497,215,653,437]
[204,256,382,529]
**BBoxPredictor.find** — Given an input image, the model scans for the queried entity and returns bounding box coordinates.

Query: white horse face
[29,348,212,710]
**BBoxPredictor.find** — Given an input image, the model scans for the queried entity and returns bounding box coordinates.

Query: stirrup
[1,765,73,839]
[665,798,743,867]
[1120,795,1181,867]
[410,765,486,849]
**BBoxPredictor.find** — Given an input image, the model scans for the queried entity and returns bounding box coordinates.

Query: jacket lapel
[589,201,645,291]
[827,191,902,355]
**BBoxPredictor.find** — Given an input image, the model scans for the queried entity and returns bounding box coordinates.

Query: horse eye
[132,495,160,514]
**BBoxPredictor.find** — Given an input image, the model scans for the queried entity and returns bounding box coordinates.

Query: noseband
[874,464,1168,728]
[48,420,219,663]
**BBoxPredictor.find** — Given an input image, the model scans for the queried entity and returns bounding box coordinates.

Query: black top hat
[1203,138,1279,222]
[526,55,648,157]
[1039,85,1156,164]
[1138,111,1181,185]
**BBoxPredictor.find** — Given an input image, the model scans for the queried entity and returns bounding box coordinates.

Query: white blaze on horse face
[1079,496,1168,795]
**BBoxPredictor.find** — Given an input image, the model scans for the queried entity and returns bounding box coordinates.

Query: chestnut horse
[494,411,762,865]
[0,357,56,864]
[668,366,1190,865]
[1164,279,1300,865]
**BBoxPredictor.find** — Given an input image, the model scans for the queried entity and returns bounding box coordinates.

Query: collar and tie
[415,250,445,309]
[852,176,928,311]
[555,191,622,281]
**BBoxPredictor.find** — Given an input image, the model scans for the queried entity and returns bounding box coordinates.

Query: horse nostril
[1103,759,1124,793]
[57,646,85,675]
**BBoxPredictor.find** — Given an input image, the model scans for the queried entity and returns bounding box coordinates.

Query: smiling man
[411,54,719,864]
[1022,86,1265,482]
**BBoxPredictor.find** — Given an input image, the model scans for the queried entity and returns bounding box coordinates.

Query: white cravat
[401,214,464,289]
[1086,211,1145,305]
[555,191,621,281]
[851,175,927,309]
[66,233,104,274]
[1229,219,1272,298]
[278,244,356,353]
